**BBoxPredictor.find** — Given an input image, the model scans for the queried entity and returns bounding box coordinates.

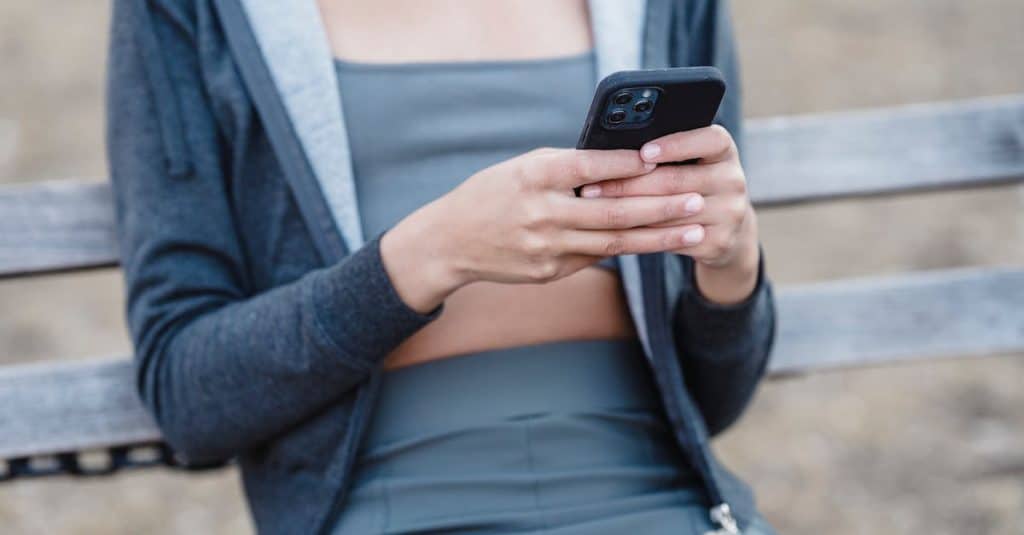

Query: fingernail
[641,143,661,160]
[685,195,704,214]
[682,226,705,245]
[643,162,656,172]
[581,184,602,198]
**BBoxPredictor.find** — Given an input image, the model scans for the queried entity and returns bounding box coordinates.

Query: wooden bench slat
[771,266,1024,374]
[746,94,1024,205]
[2,95,1023,278]
[0,119,15,171]
[0,180,118,278]
[2,266,1020,459]
[0,358,160,460]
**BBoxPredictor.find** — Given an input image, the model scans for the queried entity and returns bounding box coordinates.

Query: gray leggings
[332,339,777,534]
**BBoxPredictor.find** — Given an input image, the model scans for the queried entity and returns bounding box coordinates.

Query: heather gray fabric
[333,339,776,534]
[335,51,619,271]
[333,339,700,533]
[106,0,773,533]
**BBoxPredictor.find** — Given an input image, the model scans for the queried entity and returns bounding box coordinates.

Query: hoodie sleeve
[671,251,775,436]
[670,0,777,436]
[107,0,441,464]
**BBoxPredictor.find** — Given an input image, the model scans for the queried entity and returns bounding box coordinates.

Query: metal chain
[0,442,228,482]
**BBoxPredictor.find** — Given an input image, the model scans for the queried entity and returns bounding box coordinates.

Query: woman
[107,0,776,533]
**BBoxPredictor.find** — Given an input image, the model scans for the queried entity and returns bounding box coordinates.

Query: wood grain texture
[1,266,1020,459]
[1,95,1022,277]
[0,358,160,459]
[771,266,1024,375]
[0,180,117,278]
[745,94,1024,205]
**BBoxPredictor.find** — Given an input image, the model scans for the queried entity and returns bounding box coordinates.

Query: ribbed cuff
[308,232,444,370]
[675,245,772,361]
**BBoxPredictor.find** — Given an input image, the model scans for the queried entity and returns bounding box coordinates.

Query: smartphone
[574,67,726,196]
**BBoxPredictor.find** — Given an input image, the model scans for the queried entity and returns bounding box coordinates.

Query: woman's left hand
[578,125,761,304]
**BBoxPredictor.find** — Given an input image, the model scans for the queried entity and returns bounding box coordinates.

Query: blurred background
[1,1,1023,533]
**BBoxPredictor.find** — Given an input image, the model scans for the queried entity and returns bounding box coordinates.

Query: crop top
[334,49,619,271]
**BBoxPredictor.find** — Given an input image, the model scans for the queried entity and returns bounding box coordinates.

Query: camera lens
[608,109,627,123]
[633,99,652,113]
[613,92,632,105]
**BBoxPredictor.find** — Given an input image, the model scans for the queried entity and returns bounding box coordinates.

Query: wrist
[380,205,467,314]
[415,199,477,289]
[693,211,761,305]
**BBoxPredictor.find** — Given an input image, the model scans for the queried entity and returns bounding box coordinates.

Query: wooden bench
[1,94,1023,480]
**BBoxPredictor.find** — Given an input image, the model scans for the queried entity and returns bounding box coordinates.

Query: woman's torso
[319,0,637,369]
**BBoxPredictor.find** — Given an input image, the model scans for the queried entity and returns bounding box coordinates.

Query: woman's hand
[578,125,761,305]
[381,147,709,313]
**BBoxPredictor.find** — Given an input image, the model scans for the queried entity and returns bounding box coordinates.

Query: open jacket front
[106,0,776,533]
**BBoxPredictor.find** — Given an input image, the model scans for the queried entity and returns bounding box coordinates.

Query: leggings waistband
[362,338,662,449]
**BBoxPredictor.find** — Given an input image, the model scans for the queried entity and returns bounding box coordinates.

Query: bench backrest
[1,94,1022,477]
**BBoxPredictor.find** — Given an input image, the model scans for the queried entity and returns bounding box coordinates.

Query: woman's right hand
[380,147,706,313]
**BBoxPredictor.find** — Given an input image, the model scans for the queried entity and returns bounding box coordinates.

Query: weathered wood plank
[1,266,1020,459]
[0,180,118,278]
[0,119,16,173]
[0,358,160,459]
[1,95,1022,278]
[745,94,1024,205]
[771,266,1024,374]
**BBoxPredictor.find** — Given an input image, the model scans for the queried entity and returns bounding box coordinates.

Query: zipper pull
[703,503,741,535]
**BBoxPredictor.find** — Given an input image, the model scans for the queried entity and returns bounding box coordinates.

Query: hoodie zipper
[638,253,741,534]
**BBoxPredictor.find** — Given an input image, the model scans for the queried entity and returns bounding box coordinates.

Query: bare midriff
[316,0,630,370]
[381,267,637,370]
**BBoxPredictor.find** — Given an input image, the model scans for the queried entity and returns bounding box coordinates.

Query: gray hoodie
[106,0,774,533]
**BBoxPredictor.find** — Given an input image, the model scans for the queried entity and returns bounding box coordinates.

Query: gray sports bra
[334,50,619,272]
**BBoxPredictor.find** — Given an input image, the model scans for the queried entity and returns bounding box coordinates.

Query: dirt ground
[1,1,1023,533]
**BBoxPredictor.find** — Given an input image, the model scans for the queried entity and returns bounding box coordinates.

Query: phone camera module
[602,86,660,129]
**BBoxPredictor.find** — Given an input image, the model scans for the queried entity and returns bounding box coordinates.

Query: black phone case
[574,68,726,195]
[577,66,725,151]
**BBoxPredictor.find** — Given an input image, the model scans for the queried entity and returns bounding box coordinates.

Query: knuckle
[660,229,676,250]
[521,199,551,229]
[722,165,748,194]
[605,203,628,228]
[604,179,626,197]
[520,232,552,257]
[528,259,560,282]
[711,125,735,153]
[513,162,537,192]
[709,124,730,143]
[713,233,733,255]
[573,152,595,181]
[603,234,627,256]
[663,197,681,220]
[666,168,687,192]
[730,198,748,222]
[731,175,748,195]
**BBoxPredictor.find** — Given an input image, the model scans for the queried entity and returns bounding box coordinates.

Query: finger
[556,192,705,230]
[579,161,739,198]
[562,225,706,256]
[534,148,655,190]
[639,124,736,165]
[644,195,747,228]
[670,224,735,259]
